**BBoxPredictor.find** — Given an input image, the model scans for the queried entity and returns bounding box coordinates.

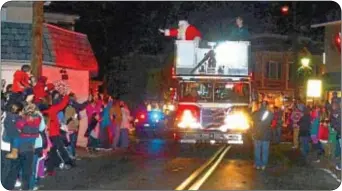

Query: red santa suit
[164,20,201,40]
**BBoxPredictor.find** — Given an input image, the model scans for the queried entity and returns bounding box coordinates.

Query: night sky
[45,1,341,77]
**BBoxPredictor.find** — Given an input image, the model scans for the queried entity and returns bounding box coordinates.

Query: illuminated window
[307,80,322,98]
[266,61,281,79]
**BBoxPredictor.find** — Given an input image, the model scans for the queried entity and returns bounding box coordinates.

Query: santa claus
[159,20,202,41]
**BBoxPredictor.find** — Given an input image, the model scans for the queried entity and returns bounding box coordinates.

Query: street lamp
[300,57,310,68]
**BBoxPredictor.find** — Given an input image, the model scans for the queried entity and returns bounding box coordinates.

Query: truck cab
[172,40,253,145]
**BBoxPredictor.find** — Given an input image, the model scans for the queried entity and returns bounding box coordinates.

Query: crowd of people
[1,65,133,190]
[1,65,341,189]
[252,93,341,171]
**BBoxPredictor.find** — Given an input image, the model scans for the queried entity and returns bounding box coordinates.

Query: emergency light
[148,110,164,122]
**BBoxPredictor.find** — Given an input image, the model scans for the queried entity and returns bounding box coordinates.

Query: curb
[319,168,341,183]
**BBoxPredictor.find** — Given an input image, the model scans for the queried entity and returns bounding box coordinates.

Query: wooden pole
[31,1,44,78]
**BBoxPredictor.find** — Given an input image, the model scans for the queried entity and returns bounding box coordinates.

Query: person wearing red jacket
[42,94,70,137]
[12,65,31,93]
[7,65,31,108]
[33,76,48,103]
[159,20,202,41]
[319,119,330,157]
[42,94,74,174]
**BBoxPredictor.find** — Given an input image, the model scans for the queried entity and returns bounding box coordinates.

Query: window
[180,82,213,102]
[180,81,250,103]
[1,8,6,21]
[288,62,294,79]
[214,82,250,103]
[266,61,281,79]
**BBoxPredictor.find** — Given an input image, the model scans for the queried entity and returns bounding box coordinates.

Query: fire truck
[172,40,253,145]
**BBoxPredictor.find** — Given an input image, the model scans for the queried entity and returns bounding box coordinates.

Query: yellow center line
[188,145,231,190]
[175,146,226,190]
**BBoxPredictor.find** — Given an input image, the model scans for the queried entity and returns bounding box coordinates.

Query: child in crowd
[6,103,41,159]
[4,103,24,159]
[12,65,31,94]
[318,119,330,157]
[6,65,31,110]
[310,105,324,162]
[328,119,338,159]
[85,113,100,152]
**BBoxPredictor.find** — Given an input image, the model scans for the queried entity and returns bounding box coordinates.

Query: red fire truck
[172,40,253,145]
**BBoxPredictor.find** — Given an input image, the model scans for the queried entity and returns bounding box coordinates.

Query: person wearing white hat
[159,20,202,42]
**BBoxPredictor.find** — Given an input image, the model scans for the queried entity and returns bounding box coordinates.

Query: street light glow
[301,57,310,67]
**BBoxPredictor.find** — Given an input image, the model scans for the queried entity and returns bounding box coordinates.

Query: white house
[1,2,98,147]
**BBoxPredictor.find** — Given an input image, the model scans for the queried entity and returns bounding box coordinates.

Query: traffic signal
[335,32,341,53]
[281,5,289,15]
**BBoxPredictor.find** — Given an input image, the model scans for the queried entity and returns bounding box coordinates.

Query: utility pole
[290,2,300,100]
[31,1,44,78]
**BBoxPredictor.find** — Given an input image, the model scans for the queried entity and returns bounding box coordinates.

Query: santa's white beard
[178,25,189,40]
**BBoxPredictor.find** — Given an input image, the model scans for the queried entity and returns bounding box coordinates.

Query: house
[1,2,98,148]
[311,20,341,101]
[250,33,324,106]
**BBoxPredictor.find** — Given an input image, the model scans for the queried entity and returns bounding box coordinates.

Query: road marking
[175,146,226,190]
[188,145,231,190]
[319,168,341,183]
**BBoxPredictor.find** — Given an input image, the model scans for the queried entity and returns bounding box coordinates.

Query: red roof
[45,23,98,75]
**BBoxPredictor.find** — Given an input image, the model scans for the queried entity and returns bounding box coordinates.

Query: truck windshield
[180,82,213,102]
[180,82,250,103]
[214,82,250,103]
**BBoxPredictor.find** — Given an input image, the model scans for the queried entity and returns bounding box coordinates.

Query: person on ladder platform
[229,16,250,41]
[159,20,202,46]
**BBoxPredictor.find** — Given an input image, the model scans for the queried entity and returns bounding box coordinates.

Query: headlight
[177,109,201,129]
[219,112,250,132]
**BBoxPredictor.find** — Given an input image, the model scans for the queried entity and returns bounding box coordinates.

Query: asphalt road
[40,135,341,190]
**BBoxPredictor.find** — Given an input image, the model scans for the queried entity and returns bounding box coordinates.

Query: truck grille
[201,108,226,128]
